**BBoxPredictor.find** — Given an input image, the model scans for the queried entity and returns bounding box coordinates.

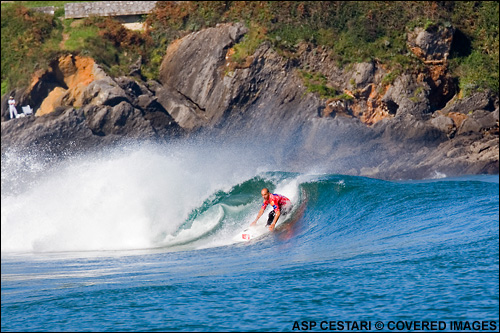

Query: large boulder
[84,102,155,137]
[440,91,494,115]
[431,114,455,137]
[407,24,455,63]
[374,114,447,145]
[1,107,96,154]
[346,62,376,90]
[381,74,431,119]
[155,87,207,131]
[159,22,248,127]
[472,109,499,132]
[81,77,130,107]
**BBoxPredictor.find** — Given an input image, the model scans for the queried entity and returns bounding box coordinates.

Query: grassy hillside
[1,1,498,98]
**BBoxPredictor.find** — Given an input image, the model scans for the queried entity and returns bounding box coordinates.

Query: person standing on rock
[8,96,18,119]
[250,188,292,231]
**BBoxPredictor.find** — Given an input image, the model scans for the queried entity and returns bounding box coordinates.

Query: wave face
[298,173,499,262]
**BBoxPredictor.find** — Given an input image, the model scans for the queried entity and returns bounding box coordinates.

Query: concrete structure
[64,1,157,19]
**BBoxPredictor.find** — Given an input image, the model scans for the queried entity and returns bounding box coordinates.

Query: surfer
[250,188,292,231]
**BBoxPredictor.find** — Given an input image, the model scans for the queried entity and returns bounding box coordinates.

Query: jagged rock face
[158,23,249,129]
[158,24,368,164]
[431,115,455,137]
[81,77,130,107]
[1,107,96,154]
[407,24,457,112]
[155,22,497,178]
[1,63,183,154]
[33,55,106,116]
[440,91,493,115]
[1,99,183,155]
[0,55,111,121]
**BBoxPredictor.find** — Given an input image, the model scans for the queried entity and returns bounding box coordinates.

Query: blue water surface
[2,174,499,331]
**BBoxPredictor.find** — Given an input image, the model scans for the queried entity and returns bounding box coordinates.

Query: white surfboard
[234,224,270,242]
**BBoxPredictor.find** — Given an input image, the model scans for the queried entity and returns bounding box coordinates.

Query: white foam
[1,142,269,253]
[430,170,447,179]
[162,205,224,247]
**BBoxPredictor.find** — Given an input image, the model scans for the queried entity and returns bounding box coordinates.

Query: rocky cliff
[1,23,498,179]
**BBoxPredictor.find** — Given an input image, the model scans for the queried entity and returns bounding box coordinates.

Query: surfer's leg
[267,211,275,225]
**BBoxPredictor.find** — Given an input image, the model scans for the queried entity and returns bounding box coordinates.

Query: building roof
[64,1,157,19]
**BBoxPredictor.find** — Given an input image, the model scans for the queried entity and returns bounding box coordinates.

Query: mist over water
[1,138,286,253]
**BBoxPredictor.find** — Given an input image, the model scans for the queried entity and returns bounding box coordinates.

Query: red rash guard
[261,193,290,212]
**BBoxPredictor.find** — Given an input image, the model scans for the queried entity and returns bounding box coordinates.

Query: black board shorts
[266,204,293,225]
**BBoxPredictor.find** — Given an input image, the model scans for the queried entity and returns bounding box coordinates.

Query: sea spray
[1,141,273,253]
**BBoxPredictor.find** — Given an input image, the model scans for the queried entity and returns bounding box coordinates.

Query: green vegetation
[299,70,338,99]
[62,19,99,51]
[231,23,267,65]
[78,17,152,76]
[381,69,402,87]
[448,1,499,97]
[1,1,69,9]
[145,1,500,98]
[1,3,151,95]
[1,1,498,98]
[1,4,59,95]
[298,70,355,101]
[451,50,499,97]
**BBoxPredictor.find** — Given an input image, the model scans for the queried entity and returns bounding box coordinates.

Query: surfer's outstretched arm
[250,207,265,226]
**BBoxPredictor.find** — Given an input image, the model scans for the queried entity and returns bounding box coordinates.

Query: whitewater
[1,140,498,331]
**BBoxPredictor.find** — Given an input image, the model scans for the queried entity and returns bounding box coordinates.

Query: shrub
[231,23,267,65]
[452,50,499,97]
[1,4,57,91]
[63,19,99,51]
[299,70,338,99]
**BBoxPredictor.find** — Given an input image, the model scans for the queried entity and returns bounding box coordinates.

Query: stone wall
[65,1,157,19]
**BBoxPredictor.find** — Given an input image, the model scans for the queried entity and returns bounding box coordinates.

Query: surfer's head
[261,188,270,201]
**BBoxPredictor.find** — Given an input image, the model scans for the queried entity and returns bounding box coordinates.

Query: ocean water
[1,142,499,332]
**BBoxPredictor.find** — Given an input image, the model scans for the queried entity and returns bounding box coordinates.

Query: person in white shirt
[8,96,18,119]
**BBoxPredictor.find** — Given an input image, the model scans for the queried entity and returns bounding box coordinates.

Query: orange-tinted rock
[359,84,393,126]
[321,84,394,126]
[37,87,68,116]
[34,55,101,116]
[448,112,468,128]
